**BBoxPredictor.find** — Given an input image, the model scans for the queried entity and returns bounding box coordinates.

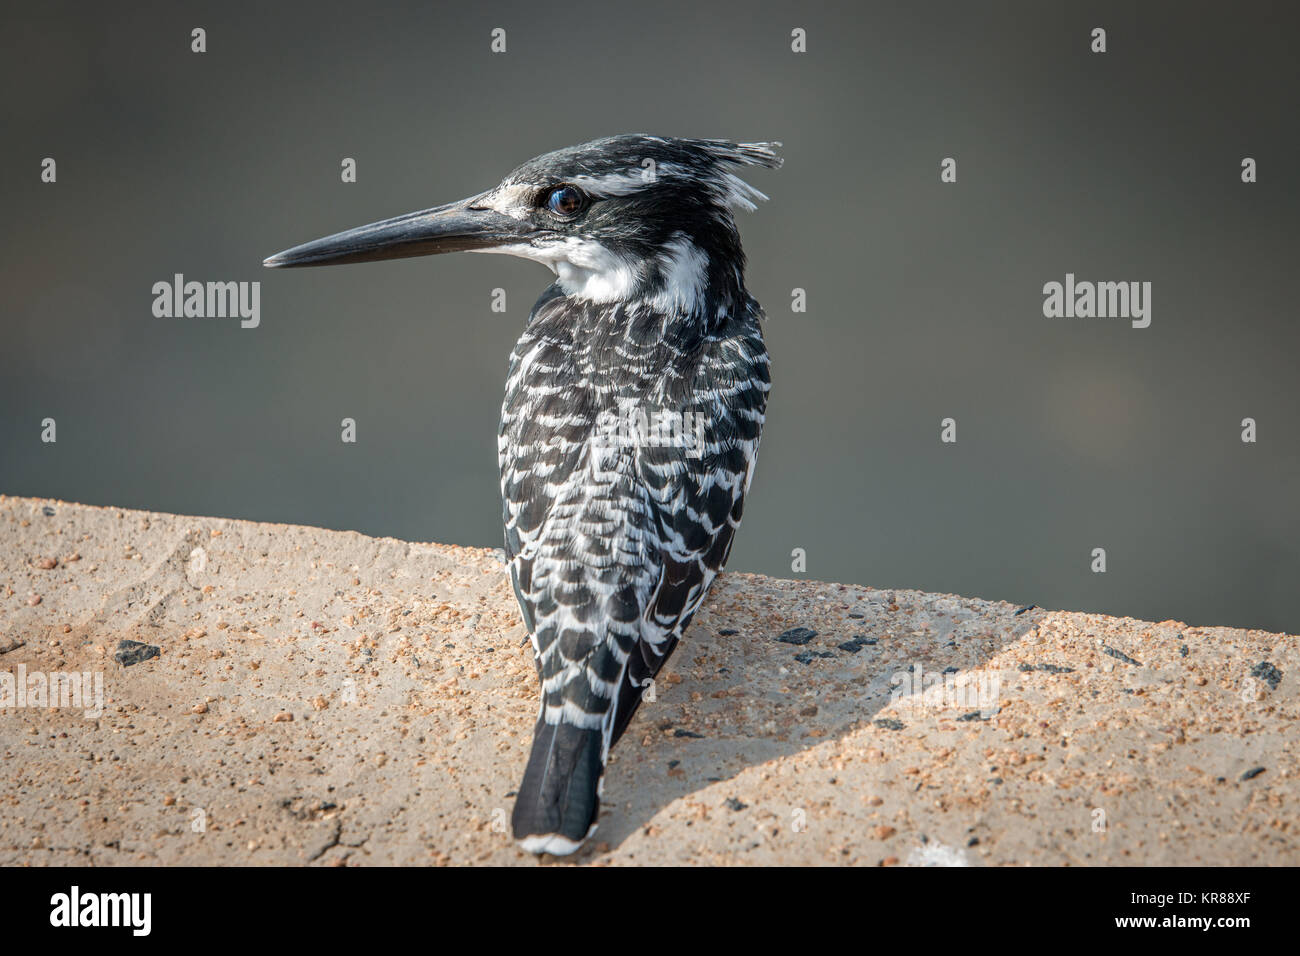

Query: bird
[264,134,780,855]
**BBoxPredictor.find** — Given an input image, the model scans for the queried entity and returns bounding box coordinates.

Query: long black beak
[262,195,534,268]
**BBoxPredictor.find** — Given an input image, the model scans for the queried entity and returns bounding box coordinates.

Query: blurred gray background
[2,1,1297,632]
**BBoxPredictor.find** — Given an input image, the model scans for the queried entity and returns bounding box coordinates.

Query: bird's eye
[545,185,586,218]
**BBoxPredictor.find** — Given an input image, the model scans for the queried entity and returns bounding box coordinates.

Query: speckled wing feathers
[501,289,768,845]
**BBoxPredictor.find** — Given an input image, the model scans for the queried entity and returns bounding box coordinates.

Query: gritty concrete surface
[0,494,1296,866]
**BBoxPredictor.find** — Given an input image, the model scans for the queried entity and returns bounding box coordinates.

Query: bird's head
[264,135,781,315]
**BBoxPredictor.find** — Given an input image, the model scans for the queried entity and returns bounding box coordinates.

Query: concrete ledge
[1,495,1295,865]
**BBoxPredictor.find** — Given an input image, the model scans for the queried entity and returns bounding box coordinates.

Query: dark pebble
[673,729,703,739]
[717,628,738,636]
[1179,644,1190,657]
[873,718,905,731]
[848,612,865,620]
[1102,645,1142,667]
[967,837,980,847]
[113,639,160,667]
[1013,605,1037,616]
[725,797,748,812]
[42,506,56,516]
[837,641,863,653]
[793,650,834,664]
[667,760,680,769]
[1019,663,1075,674]
[1250,661,1282,691]
[956,711,983,722]
[1241,767,1266,781]
[777,627,817,646]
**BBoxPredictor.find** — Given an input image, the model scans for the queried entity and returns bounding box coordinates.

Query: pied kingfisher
[265,135,780,855]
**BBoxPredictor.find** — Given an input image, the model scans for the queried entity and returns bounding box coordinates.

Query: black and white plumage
[264,135,780,855]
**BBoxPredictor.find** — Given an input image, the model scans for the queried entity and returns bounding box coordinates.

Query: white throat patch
[476,233,712,311]
[477,237,640,303]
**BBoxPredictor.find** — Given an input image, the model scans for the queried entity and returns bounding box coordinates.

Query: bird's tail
[511,717,606,855]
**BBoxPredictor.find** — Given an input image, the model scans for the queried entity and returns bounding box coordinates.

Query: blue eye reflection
[546,185,585,217]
